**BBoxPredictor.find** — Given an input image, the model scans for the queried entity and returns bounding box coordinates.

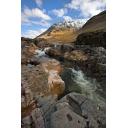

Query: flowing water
[61,67,105,106]
[35,48,105,106]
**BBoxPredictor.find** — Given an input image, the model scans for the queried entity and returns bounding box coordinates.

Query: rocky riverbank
[21,40,106,128]
[21,10,106,128]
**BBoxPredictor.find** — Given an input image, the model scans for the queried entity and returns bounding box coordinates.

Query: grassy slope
[36,28,77,44]
[36,11,106,44]
[79,11,106,34]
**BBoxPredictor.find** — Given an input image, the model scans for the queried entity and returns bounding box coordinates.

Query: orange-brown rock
[48,70,65,95]
[42,59,65,96]
[64,50,88,61]
[42,59,63,74]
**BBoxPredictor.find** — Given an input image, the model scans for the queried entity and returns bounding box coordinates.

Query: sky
[21,0,106,38]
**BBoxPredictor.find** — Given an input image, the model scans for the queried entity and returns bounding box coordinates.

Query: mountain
[76,11,106,48]
[79,10,106,33]
[35,11,106,45]
[36,20,86,44]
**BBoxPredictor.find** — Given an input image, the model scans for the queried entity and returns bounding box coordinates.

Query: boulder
[45,48,62,58]
[55,92,106,128]
[50,107,87,128]
[48,70,65,95]
[42,59,65,96]
[42,59,62,74]
[21,64,49,97]
[36,95,57,115]
[64,50,88,61]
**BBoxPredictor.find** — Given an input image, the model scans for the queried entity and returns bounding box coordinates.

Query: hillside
[76,11,106,48]
[36,20,86,44]
[79,10,106,33]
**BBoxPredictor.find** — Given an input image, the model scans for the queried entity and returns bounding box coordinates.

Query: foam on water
[68,68,105,105]
[35,49,46,57]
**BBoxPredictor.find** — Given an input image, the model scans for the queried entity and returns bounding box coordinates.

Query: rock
[55,92,106,128]
[31,108,45,128]
[57,92,85,115]
[92,47,106,56]
[64,50,88,61]
[81,99,106,128]
[48,70,65,95]
[36,95,57,128]
[45,44,74,61]
[41,59,65,96]
[60,44,74,52]
[21,41,38,65]
[21,54,29,65]
[29,57,40,66]
[21,64,49,97]
[22,116,32,126]
[50,107,87,128]
[56,102,72,110]
[45,48,62,58]
[36,95,57,115]
[42,59,62,74]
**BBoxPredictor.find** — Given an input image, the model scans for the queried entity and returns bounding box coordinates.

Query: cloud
[34,0,43,7]
[23,7,51,20]
[63,16,72,21]
[21,7,51,27]
[52,8,67,17]
[22,28,47,39]
[65,0,106,17]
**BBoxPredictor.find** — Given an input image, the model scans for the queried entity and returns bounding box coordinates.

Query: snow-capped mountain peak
[52,19,86,29]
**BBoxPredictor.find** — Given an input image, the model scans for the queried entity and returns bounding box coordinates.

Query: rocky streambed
[21,41,106,128]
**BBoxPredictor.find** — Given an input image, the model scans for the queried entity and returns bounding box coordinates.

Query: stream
[34,48,105,107]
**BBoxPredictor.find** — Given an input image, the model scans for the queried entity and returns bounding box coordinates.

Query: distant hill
[36,20,86,44]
